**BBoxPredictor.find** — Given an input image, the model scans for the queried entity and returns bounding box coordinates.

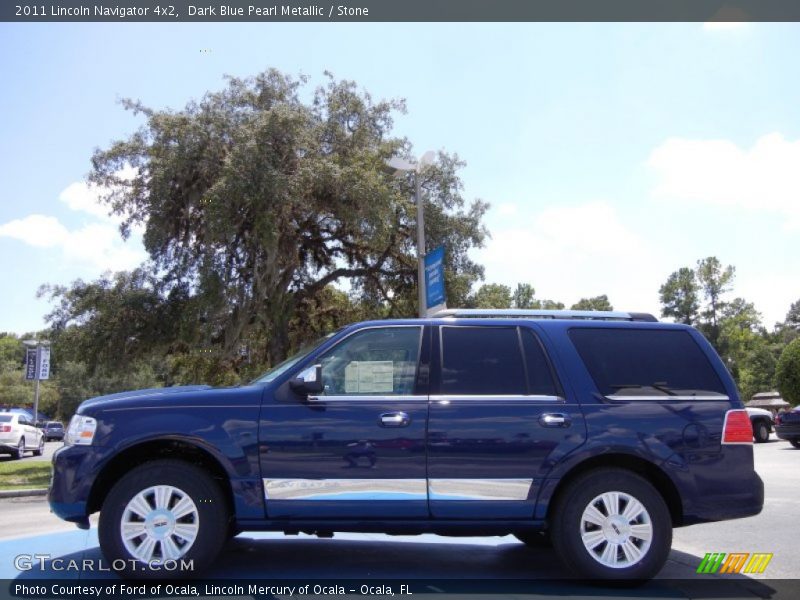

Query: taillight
[0,425,10,433]
[775,414,782,425]
[722,409,753,444]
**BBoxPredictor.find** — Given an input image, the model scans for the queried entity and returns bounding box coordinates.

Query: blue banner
[24,348,37,381]
[424,246,446,311]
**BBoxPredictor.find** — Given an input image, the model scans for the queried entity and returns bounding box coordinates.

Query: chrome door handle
[539,413,571,427]
[379,412,410,427]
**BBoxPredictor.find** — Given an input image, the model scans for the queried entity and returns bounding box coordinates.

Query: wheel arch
[544,453,684,527]
[87,438,235,517]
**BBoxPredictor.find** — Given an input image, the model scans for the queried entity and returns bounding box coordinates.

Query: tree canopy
[46,70,489,378]
[776,338,800,406]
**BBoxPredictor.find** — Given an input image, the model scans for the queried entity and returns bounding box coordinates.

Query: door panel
[427,325,586,519]
[260,326,430,519]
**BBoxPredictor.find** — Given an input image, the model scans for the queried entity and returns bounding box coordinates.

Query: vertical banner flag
[424,246,447,315]
[36,346,51,380]
[25,348,37,381]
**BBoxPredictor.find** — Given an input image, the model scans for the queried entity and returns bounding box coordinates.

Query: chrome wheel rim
[121,485,200,563]
[17,439,24,457]
[580,491,653,569]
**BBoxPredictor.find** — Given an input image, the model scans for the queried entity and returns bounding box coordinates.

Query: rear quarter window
[568,328,727,398]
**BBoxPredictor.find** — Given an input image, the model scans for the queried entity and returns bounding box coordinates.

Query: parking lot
[0,436,796,596]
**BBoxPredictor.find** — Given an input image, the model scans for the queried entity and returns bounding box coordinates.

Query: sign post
[23,342,50,424]
[424,245,447,316]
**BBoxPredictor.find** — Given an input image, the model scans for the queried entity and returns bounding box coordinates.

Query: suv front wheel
[99,460,229,578]
[550,468,672,580]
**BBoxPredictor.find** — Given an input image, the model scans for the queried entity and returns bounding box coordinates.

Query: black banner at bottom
[3,579,800,600]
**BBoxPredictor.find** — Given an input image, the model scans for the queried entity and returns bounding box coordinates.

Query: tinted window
[0,415,11,423]
[318,327,422,396]
[569,328,727,397]
[521,329,560,396]
[441,327,526,395]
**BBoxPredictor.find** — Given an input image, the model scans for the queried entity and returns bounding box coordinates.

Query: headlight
[64,415,97,445]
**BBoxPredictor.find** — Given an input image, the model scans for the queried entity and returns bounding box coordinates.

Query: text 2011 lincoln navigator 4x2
[49,309,764,580]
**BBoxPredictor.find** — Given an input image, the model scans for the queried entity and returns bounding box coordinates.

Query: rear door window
[440,326,527,395]
[568,328,727,398]
[521,329,561,397]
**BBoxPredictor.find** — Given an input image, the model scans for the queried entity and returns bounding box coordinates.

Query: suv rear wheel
[550,468,671,580]
[99,460,228,578]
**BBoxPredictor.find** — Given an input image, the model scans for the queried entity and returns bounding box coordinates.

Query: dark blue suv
[49,309,763,580]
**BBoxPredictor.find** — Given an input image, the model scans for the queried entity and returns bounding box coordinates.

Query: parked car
[745,407,774,443]
[42,421,65,442]
[775,407,800,448]
[0,412,45,459]
[49,309,764,580]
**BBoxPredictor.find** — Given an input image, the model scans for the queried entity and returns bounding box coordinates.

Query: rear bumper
[0,434,22,449]
[682,470,764,525]
[776,423,800,440]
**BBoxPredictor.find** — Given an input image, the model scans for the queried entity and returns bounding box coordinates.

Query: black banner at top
[3,0,800,23]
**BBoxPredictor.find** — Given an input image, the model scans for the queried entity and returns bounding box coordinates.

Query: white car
[0,413,45,459]
[745,407,774,443]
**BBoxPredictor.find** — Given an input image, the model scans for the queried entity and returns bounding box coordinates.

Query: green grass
[0,461,50,490]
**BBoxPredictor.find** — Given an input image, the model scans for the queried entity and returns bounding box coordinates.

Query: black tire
[33,436,44,456]
[790,439,800,449]
[99,459,229,579]
[14,438,25,460]
[753,420,770,444]
[514,531,552,548]
[550,468,672,581]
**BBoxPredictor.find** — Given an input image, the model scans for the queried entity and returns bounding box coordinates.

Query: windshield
[251,330,339,384]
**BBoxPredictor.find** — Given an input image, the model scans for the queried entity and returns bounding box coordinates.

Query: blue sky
[1,22,799,334]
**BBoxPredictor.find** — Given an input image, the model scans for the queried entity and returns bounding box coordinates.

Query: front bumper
[48,444,99,523]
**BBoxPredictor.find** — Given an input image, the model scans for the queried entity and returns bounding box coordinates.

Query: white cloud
[0,214,144,272]
[0,170,145,273]
[647,133,800,230]
[0,215,69,248]
[475,201,665,315]
[496,202,518,217]
[57,165,136,224]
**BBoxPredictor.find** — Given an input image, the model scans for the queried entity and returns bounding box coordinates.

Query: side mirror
[289,364,324,396]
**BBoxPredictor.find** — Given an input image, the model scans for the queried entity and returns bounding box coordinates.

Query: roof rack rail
[429,309,658,322]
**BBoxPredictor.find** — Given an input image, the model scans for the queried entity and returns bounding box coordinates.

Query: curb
[0,488,47,499]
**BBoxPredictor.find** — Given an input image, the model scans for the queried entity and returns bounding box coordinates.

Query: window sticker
[344,361,394,393]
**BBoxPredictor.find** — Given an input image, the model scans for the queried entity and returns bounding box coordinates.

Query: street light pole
[414,171,426,318]
[385,151,435,318]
